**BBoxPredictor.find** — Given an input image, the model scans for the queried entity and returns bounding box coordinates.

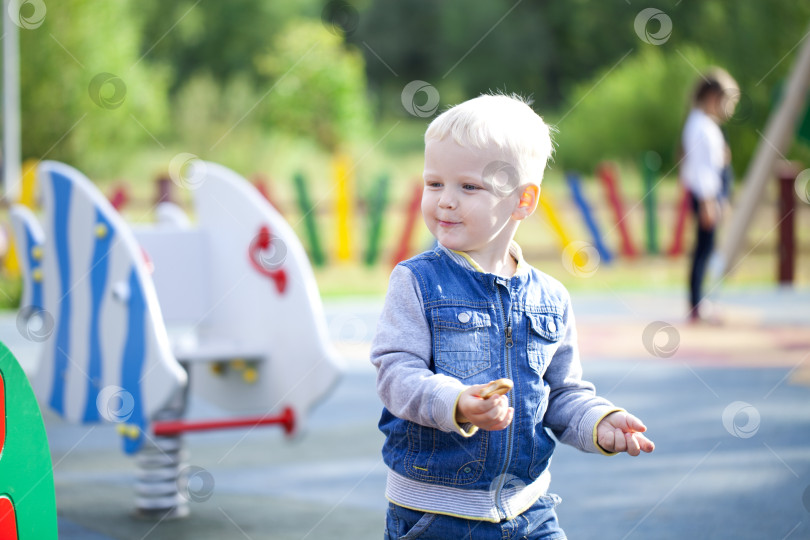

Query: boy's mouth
[438,220,460,227]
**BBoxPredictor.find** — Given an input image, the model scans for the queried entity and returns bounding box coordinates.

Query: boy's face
[422,137,529,257]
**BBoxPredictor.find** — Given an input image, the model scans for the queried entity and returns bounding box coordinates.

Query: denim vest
[379,247,570,507]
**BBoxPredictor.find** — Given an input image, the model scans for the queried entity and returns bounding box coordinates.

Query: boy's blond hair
[425,93,554,188]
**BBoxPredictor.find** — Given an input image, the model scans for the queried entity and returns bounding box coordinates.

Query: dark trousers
[689,193,716,314]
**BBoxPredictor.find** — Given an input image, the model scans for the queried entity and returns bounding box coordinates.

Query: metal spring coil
[134,433,189,518]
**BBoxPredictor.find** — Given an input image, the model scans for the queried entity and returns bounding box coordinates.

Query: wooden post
[667,187,691,257]
[334,154,353,262]
[777,161,800,285]
[293,172,326,266]
[597,162,638,258]
[252,173,284,215]
[641,152,659,254]
[365,174,389,266]
[712,21,810,282]
[566,172,612,263]
[390,183,422,267]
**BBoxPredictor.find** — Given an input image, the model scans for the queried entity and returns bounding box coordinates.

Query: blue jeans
[384,494,566,539]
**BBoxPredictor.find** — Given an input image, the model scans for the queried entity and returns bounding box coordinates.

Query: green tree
[550,1,810,172]
[258,19,372,152]
[17,0,170,178]
[552,46,712,173]
[350,0,810,126]
[349,0,650,114]
[138,0,322,95]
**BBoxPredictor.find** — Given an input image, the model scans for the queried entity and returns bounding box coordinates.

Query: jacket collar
[436,242,529,278]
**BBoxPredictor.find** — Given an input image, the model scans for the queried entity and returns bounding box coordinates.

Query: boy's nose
[438,192,457,209]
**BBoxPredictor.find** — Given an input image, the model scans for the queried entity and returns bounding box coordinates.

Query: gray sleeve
[370,265,474,436]
[543,291,621,454]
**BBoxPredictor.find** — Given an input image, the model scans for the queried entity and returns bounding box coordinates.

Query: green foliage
[138,0,322,94]
[258,19,372,152]
[0,273,22,310]
[18,0,170,178]
[552,47,712,173]
[669,1,810,174]
[350,0,655,114]
[352,0,810,175]
[9,0,810,186]
[171,72,265,157]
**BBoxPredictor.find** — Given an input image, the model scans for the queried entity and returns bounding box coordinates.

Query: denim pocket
[521,493,566,539]
[526,310,563,374]
[432,306,491,379]
[389,504,437,539]
[529,390,556,479]
[405,421,488,486]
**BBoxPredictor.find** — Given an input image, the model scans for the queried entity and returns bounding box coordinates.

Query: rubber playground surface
[3,287,810,540]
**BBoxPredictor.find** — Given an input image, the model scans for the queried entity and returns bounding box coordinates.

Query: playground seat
[8,159,342,516]
[10,161,187,455]
[130,161,342,419]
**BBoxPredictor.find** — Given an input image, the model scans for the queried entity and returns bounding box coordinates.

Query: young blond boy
[371,94,654,539]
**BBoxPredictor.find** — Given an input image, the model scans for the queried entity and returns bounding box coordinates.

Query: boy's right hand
[455,383,514,431]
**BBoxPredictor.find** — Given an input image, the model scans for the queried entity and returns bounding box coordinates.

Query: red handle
[153,407,295,437]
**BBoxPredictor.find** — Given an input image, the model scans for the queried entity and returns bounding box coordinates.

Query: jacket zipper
[494,279,513,519]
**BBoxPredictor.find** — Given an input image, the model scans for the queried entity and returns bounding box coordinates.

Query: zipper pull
[505,324,513,348]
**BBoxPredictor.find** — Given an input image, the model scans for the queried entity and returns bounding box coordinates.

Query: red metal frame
[153,406,295,437]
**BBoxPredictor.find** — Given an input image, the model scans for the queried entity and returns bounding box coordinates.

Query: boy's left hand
[596,411,655,456]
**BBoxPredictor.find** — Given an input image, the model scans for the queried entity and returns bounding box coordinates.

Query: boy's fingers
[489,407,514,431]
[466,384,489,398]
[599,413,654,454]
[492,398,510,420]
[501,408,514,429]
[611,429,627,452]
[464,392,496,414]
[465,396,511,429]
[635,433,655,453]
[625,433,641,456]
[473,410,503,431]
[485,405,503,422]
[599,430,614,451]
[625,413,647,433]
[476,395,505,413]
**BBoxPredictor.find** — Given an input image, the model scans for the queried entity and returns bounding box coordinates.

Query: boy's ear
[513,184,540,220]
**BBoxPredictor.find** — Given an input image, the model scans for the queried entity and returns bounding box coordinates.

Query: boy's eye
[462,184,481,191]
[426,181,442,188]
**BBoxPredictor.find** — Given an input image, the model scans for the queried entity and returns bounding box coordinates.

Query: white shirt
[680,108,725,200]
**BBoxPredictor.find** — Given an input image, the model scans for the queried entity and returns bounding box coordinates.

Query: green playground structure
[0,341,58,540]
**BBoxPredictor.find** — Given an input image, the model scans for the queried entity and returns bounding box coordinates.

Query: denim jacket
[371,244,618,522]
